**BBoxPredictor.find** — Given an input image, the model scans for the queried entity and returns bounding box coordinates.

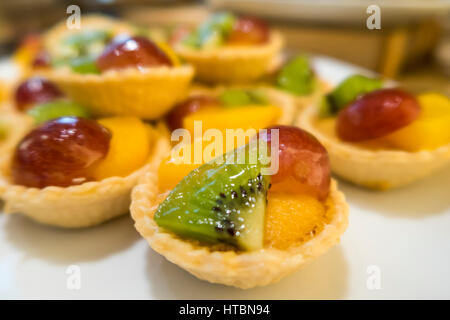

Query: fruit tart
[37,16,193,119]
[165,86,297,135]
[172,12,283,83]
[266,55,327,111]
[131,125,348,288]
[297,74,450,189]
[0,115,169,228]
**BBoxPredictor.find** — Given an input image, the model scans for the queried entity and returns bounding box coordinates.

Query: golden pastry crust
[131,172,348,288]
[44,65,194,119]
[0,108,34,158]
[297,104,450,189]
[0,123,170,228]
[175,32,283,83]
[43,14,136,60]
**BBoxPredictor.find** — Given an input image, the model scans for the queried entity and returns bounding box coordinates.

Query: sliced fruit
[336,88,420,142]
[182,105,281,134]
[12,117,111,188]
[277,55,315,96]
[156,41,181,66]
[70,56,100,74]
[219,89,267,107]
[96,36,172,72]
[90,117,151,180]
[155,145,271,251]
[15,77,63,111]
[27,101,91,124]
[264,192,326,250]
[327,74,383,114]
[227,16,269,45]
[166,95,220,131]
[183,12,236,49]
[158,135,241,191]
[386,93,450,151]
[259,125,331,200]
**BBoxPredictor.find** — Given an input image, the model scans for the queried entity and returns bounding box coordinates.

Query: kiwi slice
[326,74,383,114]
[154,146,271,251]
[27,101,91,124]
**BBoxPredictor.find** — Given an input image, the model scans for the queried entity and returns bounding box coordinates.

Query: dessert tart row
[0,71,308,228]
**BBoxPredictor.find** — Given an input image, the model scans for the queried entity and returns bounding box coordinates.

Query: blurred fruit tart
[266,55,327,111]
[172,12,283,83]
[35,16,193,119]
[297,74,450,189]
[131,125,348,288]
[0,114,169,228]
[165,86,297,135]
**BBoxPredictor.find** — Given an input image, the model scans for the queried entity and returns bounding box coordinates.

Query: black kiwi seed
[231,191,238,199]
[212,206,221,212]
[257,182,263,191]
[220,193,226,198]
[240,186,247,198]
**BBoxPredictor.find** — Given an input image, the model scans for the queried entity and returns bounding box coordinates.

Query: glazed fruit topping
[182,12,269,48]
[324,74,383,116]
[227,16,270,45]
[259,125,331,200]
[96,36,172,72]
[32,51,51,68]
[12,117,111,188]
[15,77,63,111]
[27,101,91,124]
[166,95,220,131]
[277,55,315,96]
[336,88,421,142]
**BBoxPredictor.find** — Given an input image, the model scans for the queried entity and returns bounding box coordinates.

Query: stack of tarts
[0,12,353,289]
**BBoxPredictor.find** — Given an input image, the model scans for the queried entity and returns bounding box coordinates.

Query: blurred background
[0,0,449,94]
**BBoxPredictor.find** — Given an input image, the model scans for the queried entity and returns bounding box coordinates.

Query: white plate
[208,0,450,26]
[1,56,449,299]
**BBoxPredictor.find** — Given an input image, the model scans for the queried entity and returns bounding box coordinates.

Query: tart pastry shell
[44,66,194,119]
[297,104,450,189]
[175,32,283,84]
[0,109,34,161]
[0,123,170,228]
[131,172,348,289]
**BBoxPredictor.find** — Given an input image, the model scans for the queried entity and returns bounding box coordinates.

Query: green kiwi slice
[27,101,91,124]
[154,146,271,251]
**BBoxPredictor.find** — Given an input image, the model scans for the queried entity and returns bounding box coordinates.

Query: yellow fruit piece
[13,35,41,69]
[157,41,181,66]
[386,93,450,152]
[91,117,151,180]
[264,192,327,250]
[182,105,282,135]
[158,135,241,191]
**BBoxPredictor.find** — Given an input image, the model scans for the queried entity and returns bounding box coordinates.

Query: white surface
[208,0,450,26]
[1,56,450,299]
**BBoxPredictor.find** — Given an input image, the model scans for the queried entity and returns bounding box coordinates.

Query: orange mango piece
[264,192,327,250]
[91,117,151,180]
[158,135,246,191]
[182,105,282,135]
[386,93,450,152]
